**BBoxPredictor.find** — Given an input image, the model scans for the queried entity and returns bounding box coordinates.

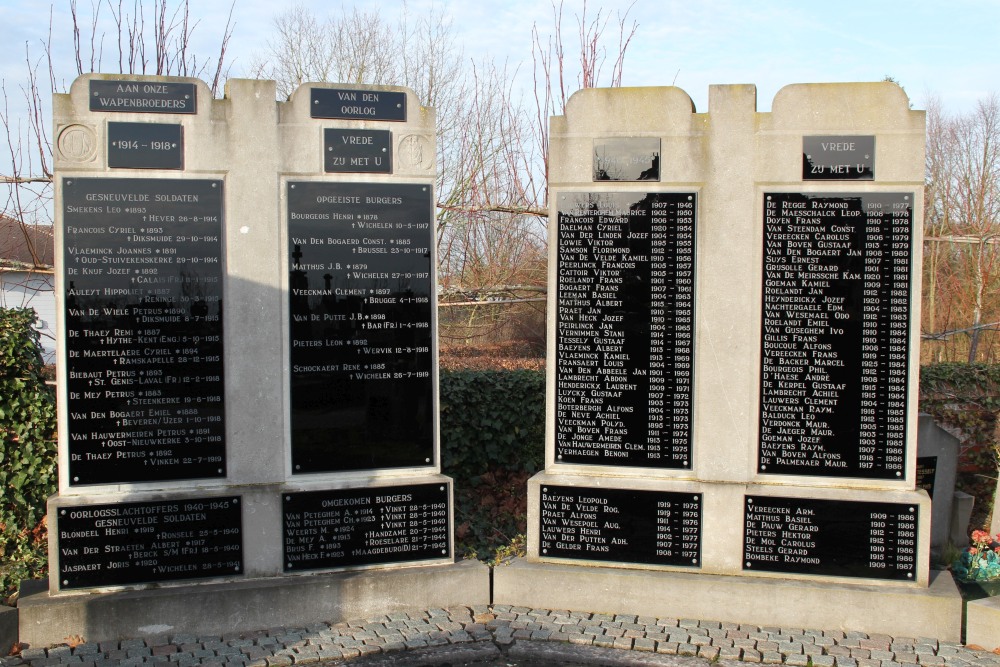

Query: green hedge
[919,362,1000,533]
[440,369,544,557]
[919,363,1000,472]
[0,308,57,601]
[6,351,989,583]
[440,369,545,474]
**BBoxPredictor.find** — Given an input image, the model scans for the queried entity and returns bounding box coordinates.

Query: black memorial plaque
[57,496,242,589]
[916,456,938,499]
[743,495,917,580]
[593,138,660,181]
[324,129,392,174]
[90,80,196,114]
[63,177,225,484]
[287,182,434,472]
[556,192,695,468]
[108,122,183,170]
[311,88,406,121]
[539,485,701,567]
[760,193,912,478]
[803,136,875,181]
[283,483,450,571]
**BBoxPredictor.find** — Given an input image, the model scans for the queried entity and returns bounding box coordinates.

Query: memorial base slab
[17,559,488,648]
[965,594,1000,648]
[0,605,17,654]
[492,558,962,641]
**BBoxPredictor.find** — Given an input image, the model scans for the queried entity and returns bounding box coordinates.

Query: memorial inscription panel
[593,138,660,181]
[90,80,196,114]
[57,496,242,589]
[324,129,391,174]
[916,457,937,499]
[743,495,917,580]
[283,483,450,570]
[759,192,911,478]
[108,122,183,170]
[803,136,875,181]
[310,88,406,121]
[63,178,225,484]
[539,485,701,567]
[287,181,434,472]
[556,192,695,468]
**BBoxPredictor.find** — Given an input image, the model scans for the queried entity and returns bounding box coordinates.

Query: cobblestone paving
[4,605,997,667]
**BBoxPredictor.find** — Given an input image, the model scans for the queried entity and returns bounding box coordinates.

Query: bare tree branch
[923,94,1000,363]
[437,203,548,218]
[2,0,234,314]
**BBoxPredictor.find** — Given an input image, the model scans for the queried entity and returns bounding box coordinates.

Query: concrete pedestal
[18,559,488,648]
[493,558,963,641]
[0,604,17,653]
[966,595,1000,649]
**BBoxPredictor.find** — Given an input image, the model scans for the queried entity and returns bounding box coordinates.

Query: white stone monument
[20,74,487,647]
[498,82,961,640]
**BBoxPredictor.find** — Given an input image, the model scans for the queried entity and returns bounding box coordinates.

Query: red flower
[973,530,992,544]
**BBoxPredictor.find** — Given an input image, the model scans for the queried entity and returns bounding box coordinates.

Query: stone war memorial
[19,75,968,645]
[494,82,962,639]
[19,74,488,646]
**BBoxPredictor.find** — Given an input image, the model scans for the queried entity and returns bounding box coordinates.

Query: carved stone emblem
[398,134,431,171]
[57,124,98,163]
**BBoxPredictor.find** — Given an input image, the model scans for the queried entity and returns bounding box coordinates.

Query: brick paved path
[4,605,996,667]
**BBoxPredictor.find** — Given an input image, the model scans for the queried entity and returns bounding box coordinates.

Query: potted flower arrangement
[952,529,1000,598]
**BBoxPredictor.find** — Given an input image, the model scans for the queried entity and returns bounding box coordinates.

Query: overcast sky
[0,0,997,125]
